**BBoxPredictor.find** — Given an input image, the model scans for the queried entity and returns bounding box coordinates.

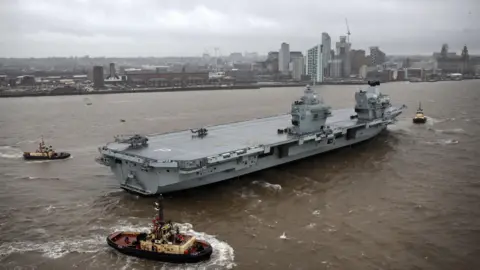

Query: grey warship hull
[97,83,405,195]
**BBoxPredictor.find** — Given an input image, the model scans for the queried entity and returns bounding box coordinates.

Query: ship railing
[205,145,266,165]
[99,147,161,165]
[100,146,208,169]
[177,158,208,170]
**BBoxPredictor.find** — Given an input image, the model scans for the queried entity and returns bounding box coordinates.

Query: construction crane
[214,47,220,72]
[345,18,351,43]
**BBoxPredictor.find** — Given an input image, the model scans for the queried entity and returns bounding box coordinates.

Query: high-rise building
[369,46,386,67]
[329,59,343,78]
[290,51,303,59]
[303,55,308,76]
[279,42,290,75]
[290,54,304,81]
[267,51,279,60]
[336,36,351,77]
[92,66,104,88]
[350,50,367,75]
[306,44,323,83]
[244,52,259,61]
[229,52,243,62]
[321,33,332,76]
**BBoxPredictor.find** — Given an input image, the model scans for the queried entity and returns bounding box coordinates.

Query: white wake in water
[425,116,444,125]
[434,128,467,135]
[160,223,236,270]
[425,139,459,145]
[0,146,23,159]
[0,235,105,259]
[108,100,135,104]
[252,180,282,192]
[0,222,235,269]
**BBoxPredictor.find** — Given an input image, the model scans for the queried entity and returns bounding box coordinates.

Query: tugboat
[23,137,71,160]
[106,195,213,263]
[413,102,427,124]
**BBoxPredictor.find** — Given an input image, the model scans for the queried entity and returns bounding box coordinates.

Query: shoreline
[0,82,370,98]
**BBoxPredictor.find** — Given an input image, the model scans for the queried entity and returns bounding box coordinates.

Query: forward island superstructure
[96,82,406,195]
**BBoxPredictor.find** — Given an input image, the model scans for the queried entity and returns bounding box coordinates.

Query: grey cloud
[0,0,479,57]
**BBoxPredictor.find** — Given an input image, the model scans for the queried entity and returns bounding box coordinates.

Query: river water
[0,81,479,270]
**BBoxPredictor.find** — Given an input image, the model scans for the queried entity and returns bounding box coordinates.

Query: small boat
[84,97,92,105]
[106,195,213,263]
[23,137,71,160]
[413,102,427,124]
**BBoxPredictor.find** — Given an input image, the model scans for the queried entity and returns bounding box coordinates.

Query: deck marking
[154,148,171,152]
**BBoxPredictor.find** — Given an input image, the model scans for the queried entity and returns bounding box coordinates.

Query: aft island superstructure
[96,82,406,195]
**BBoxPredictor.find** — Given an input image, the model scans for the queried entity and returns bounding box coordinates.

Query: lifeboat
[413,102,427,124]
[106,195,213,263]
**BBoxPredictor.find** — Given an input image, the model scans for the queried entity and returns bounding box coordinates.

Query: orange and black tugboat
[23,137,71,160]
[106,195,213,263]
[412,102,427,124]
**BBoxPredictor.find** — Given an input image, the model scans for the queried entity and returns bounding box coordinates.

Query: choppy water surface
[0,81,479,270]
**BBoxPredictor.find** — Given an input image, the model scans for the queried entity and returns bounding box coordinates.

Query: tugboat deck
[107,108,357,161]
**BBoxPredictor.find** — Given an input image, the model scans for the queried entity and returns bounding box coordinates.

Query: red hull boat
[106,195,213,263]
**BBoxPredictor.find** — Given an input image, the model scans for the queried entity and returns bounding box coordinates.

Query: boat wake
[108,100,135,104]
[426,116,457,126]
[15,140,39,145]
[251,180,282,192]
[0,222,235,269]
[161,223,236,270]
[429,128,467,135]
[0,146,23,159]
[0,235,105,259]
[14,175,40,180]
[424,139,459,145]
[425,116,442,125]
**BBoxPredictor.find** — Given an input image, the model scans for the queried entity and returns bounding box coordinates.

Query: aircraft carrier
[96,82,406,195]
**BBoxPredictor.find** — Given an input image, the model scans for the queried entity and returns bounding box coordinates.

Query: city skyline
[1,0,479,58]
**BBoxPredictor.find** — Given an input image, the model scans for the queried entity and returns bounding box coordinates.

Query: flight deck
[106,108,358,161]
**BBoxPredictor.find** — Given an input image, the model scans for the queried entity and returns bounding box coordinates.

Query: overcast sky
[1,0,479,57]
